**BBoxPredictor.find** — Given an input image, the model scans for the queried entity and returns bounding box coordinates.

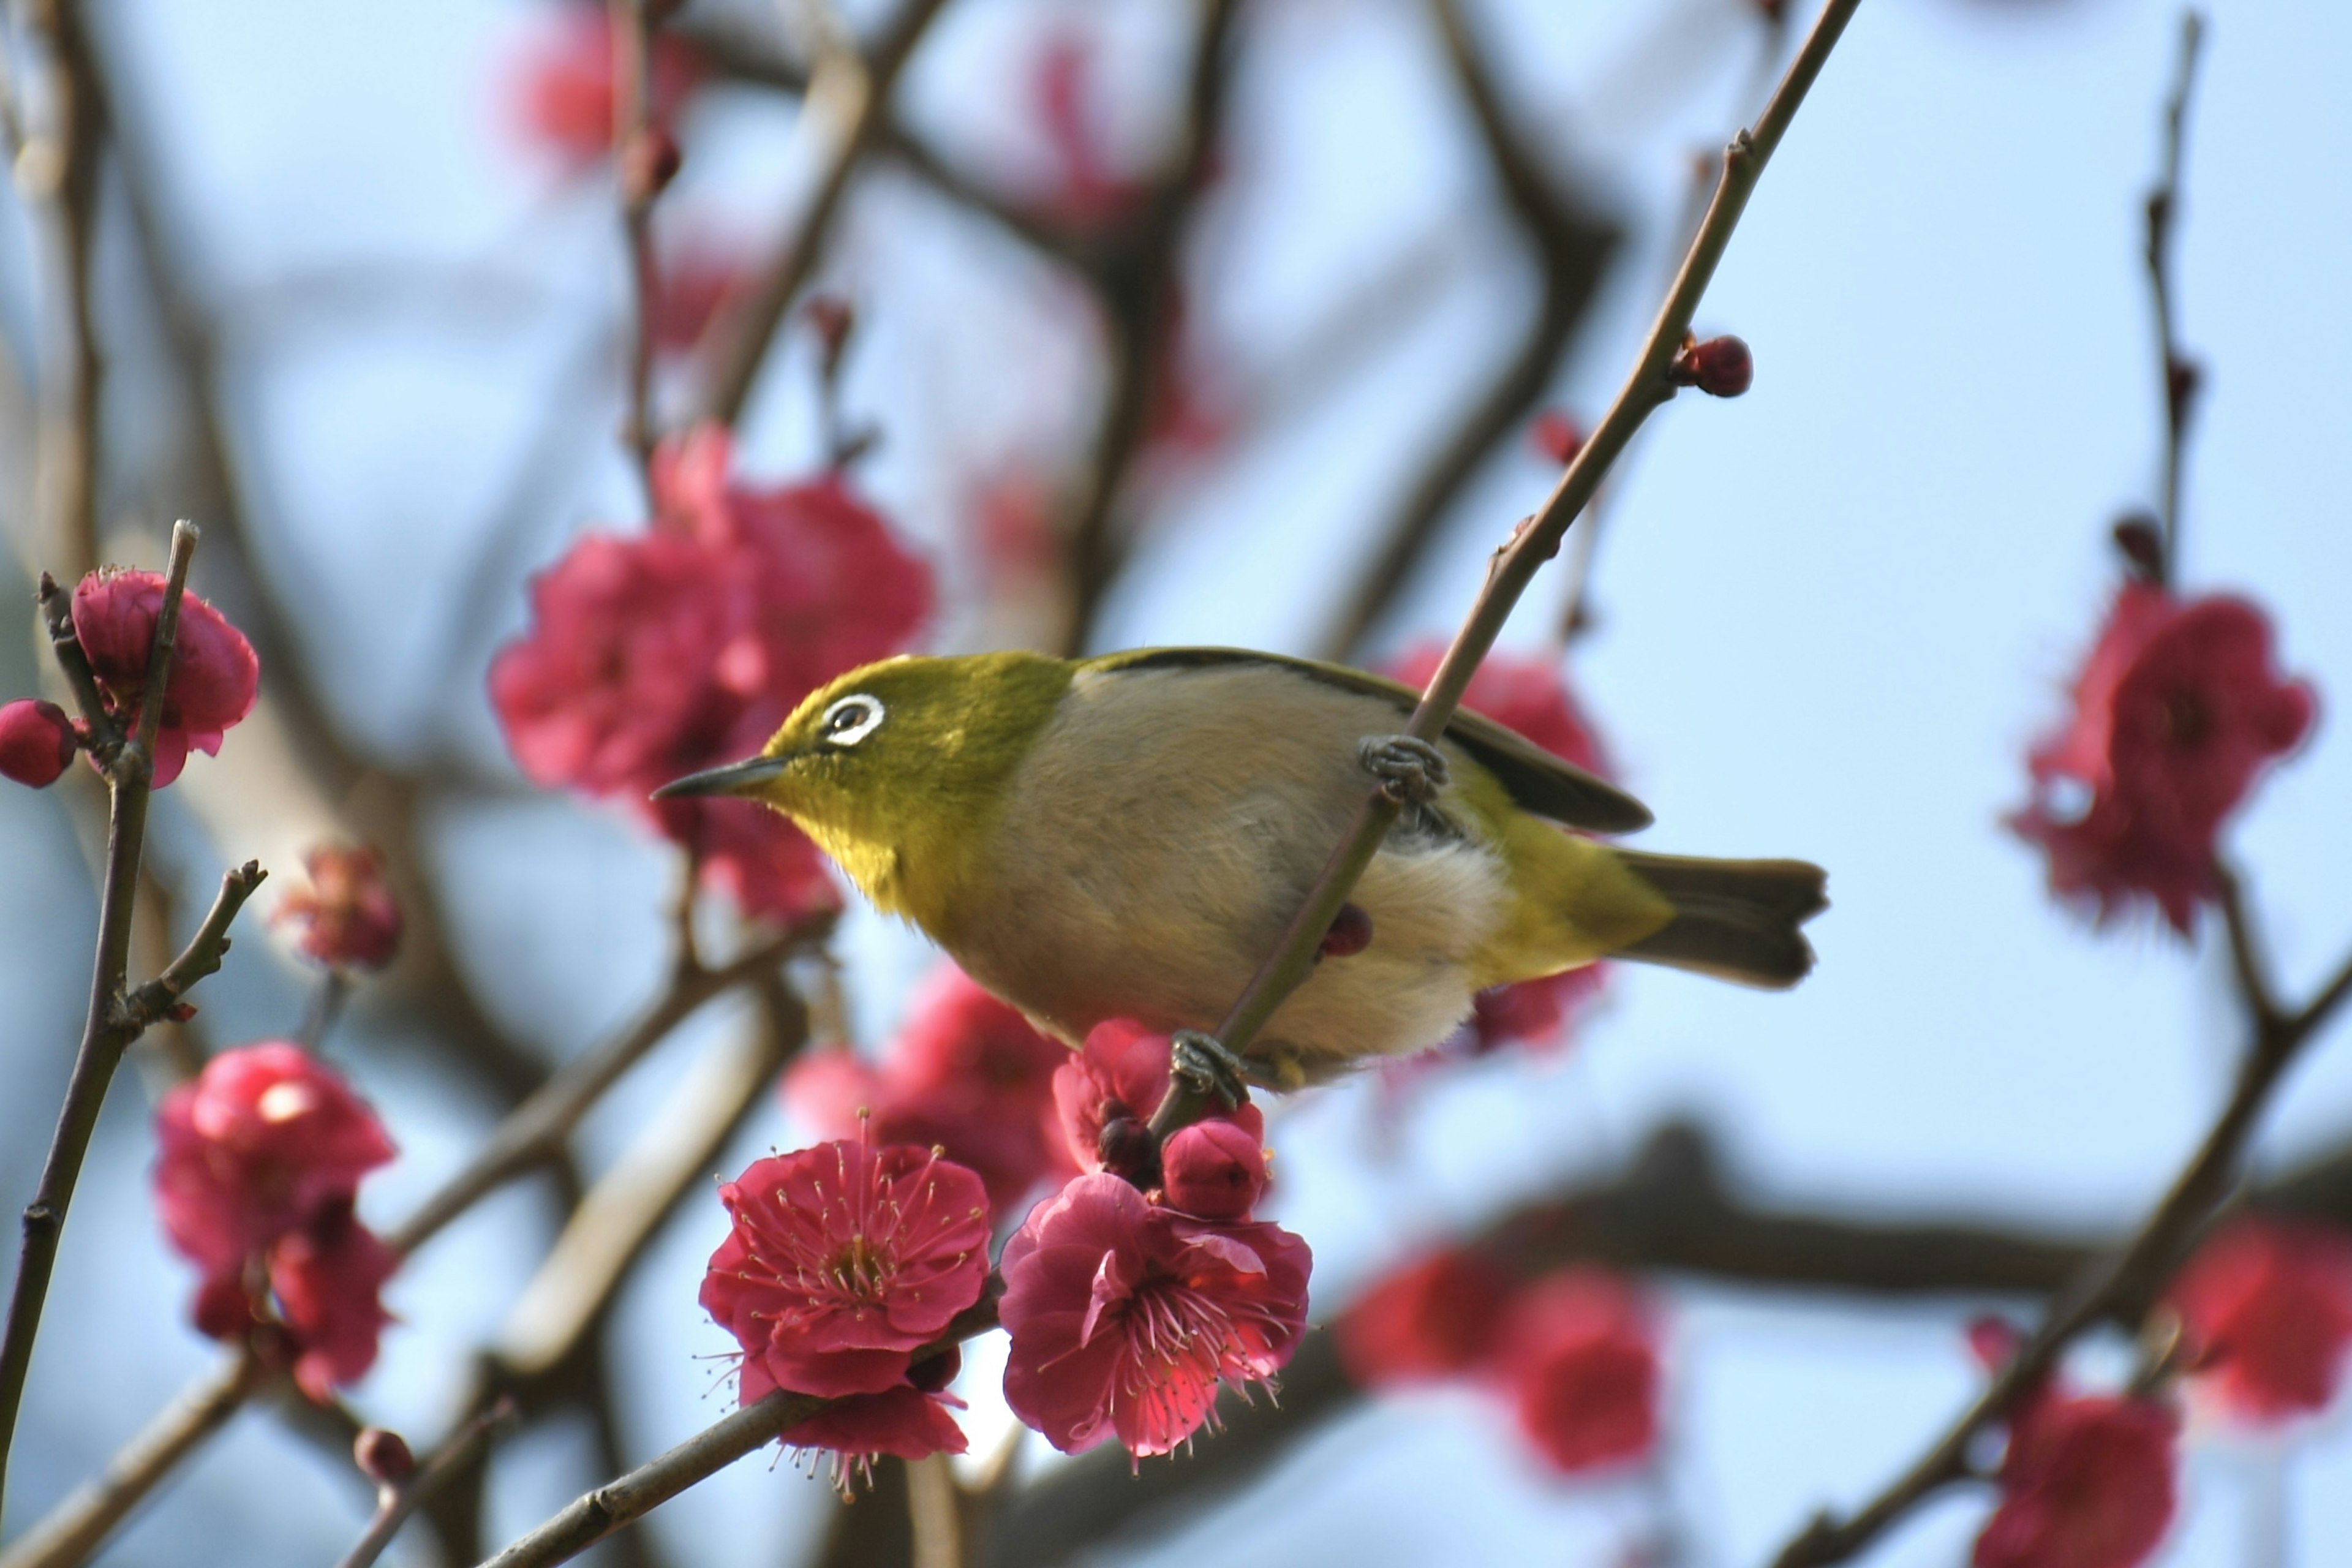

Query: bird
[655,647,1825,1091]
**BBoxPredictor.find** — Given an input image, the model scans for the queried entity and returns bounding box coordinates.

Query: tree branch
[2145,10,2203,583]
[475,1297,1000,1568]
[697,0,953,429]
[1155,0,1865,1135]
[331,1401,516,1568]
[0,521,206,1527]
[118,860,267,1033]
[26,0,105,578]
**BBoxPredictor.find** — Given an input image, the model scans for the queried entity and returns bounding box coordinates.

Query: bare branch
[2146,10,2204,582]
[0,1354,262,1568]
[476,1296,1000,1568]
[0,523,208,1524]
[698,0,953,428]
[118,859,268,1032]
[26,0,105,578]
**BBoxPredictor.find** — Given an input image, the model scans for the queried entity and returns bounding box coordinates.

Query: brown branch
[698,0,953,429]
[1768,935,2352,1567]
[118,860,267,1033]
[1154,0,1864,1136]
[0,521,207,1525]
[2145,10,2203,584]
[475,1297,1000,1568]
[1317,0,1621,661]
[612,0,663,488]
[332,1401,517,1568]
[26,0,105,579]
[0,1354,262,1568]
[1056,0,1242,658]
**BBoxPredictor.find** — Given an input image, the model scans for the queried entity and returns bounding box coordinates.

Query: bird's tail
[1608,852,1827,989]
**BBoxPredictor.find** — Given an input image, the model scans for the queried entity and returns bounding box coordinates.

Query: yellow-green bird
[655,648,1825,1089]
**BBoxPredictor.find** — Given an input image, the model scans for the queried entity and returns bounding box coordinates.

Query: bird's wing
[1084,647,1653,834]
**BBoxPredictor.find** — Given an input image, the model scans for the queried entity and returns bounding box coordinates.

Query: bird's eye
[819,694,886,747]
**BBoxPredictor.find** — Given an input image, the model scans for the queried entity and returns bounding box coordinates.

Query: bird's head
[652,650,1072,916]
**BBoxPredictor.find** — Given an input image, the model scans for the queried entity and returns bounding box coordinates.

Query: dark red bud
[2166,355,2202,422]
[1097,1115,1161,1189]
[0,698,77,788]
[165,1002,198,1023]
[622,127,682,202]
[1320,903,1373,959]
[354,1427,416,1484]
[1672,334,1753,398]
[2111,513,2165,582]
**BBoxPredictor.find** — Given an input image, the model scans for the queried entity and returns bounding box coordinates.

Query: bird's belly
[943,832,1511,1083]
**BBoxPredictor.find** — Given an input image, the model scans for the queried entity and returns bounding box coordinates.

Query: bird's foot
[1169,1030,1250,1112]
[1359,734,1449,805]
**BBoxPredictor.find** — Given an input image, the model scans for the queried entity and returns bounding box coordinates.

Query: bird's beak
[650,754,793,801]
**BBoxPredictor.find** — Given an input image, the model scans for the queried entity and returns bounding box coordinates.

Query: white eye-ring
[819,693,886,747]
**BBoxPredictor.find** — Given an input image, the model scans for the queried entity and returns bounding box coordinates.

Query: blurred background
[4,0,2351,1564]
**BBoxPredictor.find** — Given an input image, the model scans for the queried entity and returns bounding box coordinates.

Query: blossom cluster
[2009,583,2314,932]
[1338,1246,1660,1476]
[713,1014,1310,1474]
[491,427,931,922]
[153,1044,400,1401]
[274,845,405,973]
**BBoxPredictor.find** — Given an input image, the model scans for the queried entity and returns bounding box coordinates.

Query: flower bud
[1529,409,1584,467]
[1319,902,1373,959]
[1670,334,1753,398]
[276,845,404,971]
[1160,1118,1267,1221]
[353,1427,416,1485]
[1096,1114,1159,1189]
[0,698,77,788]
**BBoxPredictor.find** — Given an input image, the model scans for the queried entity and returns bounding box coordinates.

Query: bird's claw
[1359,734,1449,806]
[1169,1030,1249,1112]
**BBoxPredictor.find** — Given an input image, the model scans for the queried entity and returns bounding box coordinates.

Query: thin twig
[332,1401,518,1568]
[34,571,118,753]
[0,1354,262,1568]
[1152,0,1866,1137]
[119,860,268,1033]
[476,1298,1000,1568]
[0,521,205,1526]
[2146,10,2204,584]
[698,0,952,428]
[1766,934,2352,1567]
[26,0,105,578]
[612,0,662,490]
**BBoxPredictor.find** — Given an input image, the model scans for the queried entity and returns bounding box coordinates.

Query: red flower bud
[1319,902,1373,959]
[353,1427,415,1484]
[1671,334,1754,398]
[1159,1118,1267,1221]
[2110,514,2165,583]
[70,569,259,787]
[276,845,404,972]
[0,698,77,788]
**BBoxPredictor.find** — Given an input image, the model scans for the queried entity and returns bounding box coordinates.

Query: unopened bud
[2111,513,2165,582]
[622,127,682,203]
[1320,903,1373,960]
[1670,334,1753,398]
[1530,409,1584,467]
[1097,1115,1160,1190]
[0,698,77,788]
[354,1427,416,1484]
[803,295,856,371]
[165,1002,198,1023]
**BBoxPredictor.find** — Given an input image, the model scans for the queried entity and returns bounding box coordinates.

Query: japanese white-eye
[655,648,1826,1088]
